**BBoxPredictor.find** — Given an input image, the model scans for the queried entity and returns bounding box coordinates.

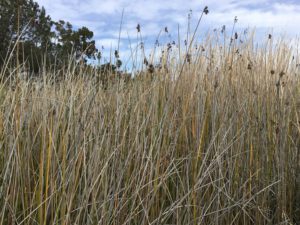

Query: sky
[35,0,300,69]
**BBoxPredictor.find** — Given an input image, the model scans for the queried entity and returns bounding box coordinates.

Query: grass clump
[0,22,300,225]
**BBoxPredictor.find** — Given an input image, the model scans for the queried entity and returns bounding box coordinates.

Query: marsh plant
[0,7,300,225]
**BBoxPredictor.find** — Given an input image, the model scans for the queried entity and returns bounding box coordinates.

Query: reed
[0,18,299,224]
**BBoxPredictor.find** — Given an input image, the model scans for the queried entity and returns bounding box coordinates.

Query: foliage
[0,0,99,72]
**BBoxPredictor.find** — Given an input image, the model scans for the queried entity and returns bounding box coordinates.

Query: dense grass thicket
[0,31,300,225]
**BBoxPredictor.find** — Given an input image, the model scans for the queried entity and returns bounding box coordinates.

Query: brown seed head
[136,24,141,32]
[186,53,191,63]
[203,6,209,15]
[279,71,285,77]
[114,50,119,58]
[167,43,172,51]
[143,57,148,66]
[148,64,154,73]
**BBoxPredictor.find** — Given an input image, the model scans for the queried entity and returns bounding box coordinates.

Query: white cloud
[35,0,300,66]
[35,0,300,33]
[96,38,120,49]
[207,2,300,35]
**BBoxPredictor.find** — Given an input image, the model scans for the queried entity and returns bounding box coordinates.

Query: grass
[0,27,300,224]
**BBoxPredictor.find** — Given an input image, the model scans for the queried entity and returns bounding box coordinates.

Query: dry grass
[0,30,300,225]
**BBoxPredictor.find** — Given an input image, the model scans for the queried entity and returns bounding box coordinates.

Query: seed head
[279,71,285,77]
[203,6,209,15]
[114,50,119,58]
[221,25,226,34]
[235,32,238,39]
[234,16,238,23]
[136,24,141,32]
[188,10,192,19]
[143,57,148,66]
[186,53,191,63]
[167,43,172,51]
[148,64,155,73]
[214,81,219,89]
[116,59,122,68]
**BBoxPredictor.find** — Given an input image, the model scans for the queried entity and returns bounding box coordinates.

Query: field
[0,31,300,224]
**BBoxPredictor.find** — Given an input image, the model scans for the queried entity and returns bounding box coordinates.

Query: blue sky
[35,0,300,69]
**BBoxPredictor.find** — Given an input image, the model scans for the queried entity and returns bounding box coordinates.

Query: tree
[0,0,55,71]
[0,0,99,73]
[54,21,98,65]
[0,0,16,66]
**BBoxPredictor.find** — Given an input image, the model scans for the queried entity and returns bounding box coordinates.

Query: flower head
[203,6,209,15]
[136,24,141,32]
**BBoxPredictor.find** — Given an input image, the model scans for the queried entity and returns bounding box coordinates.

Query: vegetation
[0,0,100,72]
[0,2,299,225]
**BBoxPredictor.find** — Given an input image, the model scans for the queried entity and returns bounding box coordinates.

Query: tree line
[0,0,102,73]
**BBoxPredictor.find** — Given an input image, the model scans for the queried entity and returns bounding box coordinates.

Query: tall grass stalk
[0,30,299,224]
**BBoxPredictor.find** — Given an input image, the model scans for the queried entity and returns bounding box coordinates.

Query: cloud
[35,0,300,67]
[96,38,120,49]
[35,0,300,35]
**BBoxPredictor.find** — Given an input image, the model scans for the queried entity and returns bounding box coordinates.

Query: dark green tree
[0,0,99,73]
[0,0,55,71]
[54,21,98,65]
